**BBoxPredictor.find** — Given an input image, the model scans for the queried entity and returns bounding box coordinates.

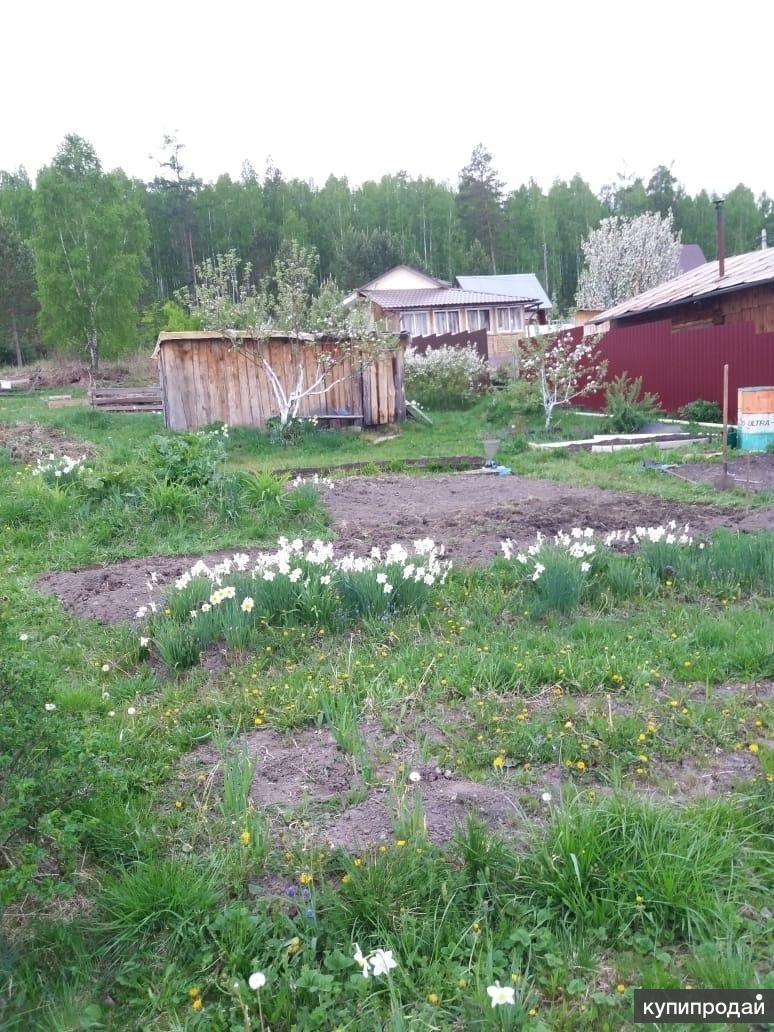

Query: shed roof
[456,273,551,310]
[362,287,535,310]
[591,247,774,324]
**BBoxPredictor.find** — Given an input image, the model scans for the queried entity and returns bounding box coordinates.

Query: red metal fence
[574,320,774,422]
[409,329,489,361]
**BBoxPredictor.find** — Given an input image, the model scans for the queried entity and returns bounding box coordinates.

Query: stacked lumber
[89,387,163,413]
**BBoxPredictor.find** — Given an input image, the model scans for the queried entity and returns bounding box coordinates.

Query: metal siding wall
[576,320,774,422]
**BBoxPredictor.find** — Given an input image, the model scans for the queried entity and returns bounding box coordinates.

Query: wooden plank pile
[89,387,163,413]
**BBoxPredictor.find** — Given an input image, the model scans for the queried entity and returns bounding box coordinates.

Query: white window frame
[496,306,523,332]
[467,308,491,331]
[400,310,430,337]
[433,309,460,334]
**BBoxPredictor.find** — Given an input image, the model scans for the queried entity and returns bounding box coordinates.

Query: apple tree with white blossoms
[516,330,608,430]
[575,210,682,311]
[177,244,396,428]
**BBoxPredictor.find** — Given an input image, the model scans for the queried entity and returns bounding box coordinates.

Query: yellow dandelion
[188,987,201,999]
[616,983,626,993]
[299,872,313,885]
[576,760,586,771]
[192,997,203,1010]
[458,978,467,989]
[395,839,407,848]
[341,874,351,884]
[174,799,184,810]
[240,830,251,846]
[427,993,439,1005]
[748,743,759,754]
[493,755,504,768]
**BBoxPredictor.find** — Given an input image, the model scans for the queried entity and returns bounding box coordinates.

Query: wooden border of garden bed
[274,455,484,477]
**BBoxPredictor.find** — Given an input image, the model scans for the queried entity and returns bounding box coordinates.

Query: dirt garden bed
[35,472,773,623]
[675,453,774,493]
[184,719,765,851]
[0,422,98,464]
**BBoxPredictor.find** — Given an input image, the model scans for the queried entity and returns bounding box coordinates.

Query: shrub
[144,424,228,486]
[405,344,488,409]
[678,398,723,423]
[485,377,543,426]
[604,373,662,432]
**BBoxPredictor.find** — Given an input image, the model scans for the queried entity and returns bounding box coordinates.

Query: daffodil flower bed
[499,522,773,615]
[142,537,451,669]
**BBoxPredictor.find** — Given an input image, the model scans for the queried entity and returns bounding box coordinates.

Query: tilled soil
[676,453,774,493]
[35,472,773,623]
[0,422,97,465]
[324,472,772,562]
[186,722,765,851]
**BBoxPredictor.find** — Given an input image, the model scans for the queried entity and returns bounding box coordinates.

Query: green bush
[604,373,662,433]
[144,424,228,486]
[678,398,723,423]
[485,377,542,426]
[405,344,488,409]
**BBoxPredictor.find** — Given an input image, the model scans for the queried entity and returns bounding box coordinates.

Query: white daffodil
[44,702,56,712]
[487,981,515,1007]
[241,597,255,613]
[368,948,397,977]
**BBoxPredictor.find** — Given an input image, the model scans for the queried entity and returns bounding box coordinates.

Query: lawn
[0,392,772,1030]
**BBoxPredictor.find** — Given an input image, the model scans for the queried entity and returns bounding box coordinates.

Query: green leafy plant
[678,399,723,423]
[604,373,662,433]
[145,425,227,486]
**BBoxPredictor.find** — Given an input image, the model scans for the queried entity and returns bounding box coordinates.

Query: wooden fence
[569,321,774,422]
[155,332,406,431]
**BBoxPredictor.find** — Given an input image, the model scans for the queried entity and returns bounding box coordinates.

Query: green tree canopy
[33,135,149,369]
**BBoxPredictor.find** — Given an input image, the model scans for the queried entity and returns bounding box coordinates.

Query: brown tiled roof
[362,288,534,310]
[593,247,774,324]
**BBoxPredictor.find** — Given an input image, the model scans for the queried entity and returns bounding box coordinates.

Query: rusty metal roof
[362,287,535,310]
[593,247,774,324]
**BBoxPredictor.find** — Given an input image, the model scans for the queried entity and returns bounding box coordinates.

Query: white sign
[738,413,773,430]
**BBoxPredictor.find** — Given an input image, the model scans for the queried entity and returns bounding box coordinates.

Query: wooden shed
[154,332,406,431]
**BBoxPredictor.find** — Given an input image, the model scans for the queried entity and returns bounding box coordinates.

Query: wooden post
[722,363,729,479]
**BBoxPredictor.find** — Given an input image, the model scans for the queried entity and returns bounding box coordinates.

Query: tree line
[1,135,772,366]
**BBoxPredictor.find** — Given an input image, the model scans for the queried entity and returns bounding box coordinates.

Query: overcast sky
[3,0,770,198]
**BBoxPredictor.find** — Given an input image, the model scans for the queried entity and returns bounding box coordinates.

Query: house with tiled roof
[347,264,547,359]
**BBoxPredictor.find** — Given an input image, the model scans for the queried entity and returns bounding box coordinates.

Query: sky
[2,0,770,198]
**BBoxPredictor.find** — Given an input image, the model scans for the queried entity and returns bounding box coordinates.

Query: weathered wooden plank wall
[158,334,405,431]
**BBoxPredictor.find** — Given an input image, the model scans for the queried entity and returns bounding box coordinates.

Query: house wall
[611,285,774,334]
[366,267,440,290]
[158,334,405,431]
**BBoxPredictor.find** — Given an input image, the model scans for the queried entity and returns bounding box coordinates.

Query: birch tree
[576,211,681,310]
[0,215,37,366]
[33,135,148,370]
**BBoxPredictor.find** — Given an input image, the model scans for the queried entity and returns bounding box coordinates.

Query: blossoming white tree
[517,330,607,430]
[575,211,682,310]
[178,244,394,427]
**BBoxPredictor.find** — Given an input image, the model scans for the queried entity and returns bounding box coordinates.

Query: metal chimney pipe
[715,198,726,278]
[763,228,768,250]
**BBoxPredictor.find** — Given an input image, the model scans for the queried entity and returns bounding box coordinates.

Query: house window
[400,311,429,336]
[467,309,491,331]
[496,307,523,332]
[433,310,460,334]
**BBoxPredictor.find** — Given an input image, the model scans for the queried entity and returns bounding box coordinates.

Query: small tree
[517,330,608,430]
[179,246,394,427]
[576,211,681,311]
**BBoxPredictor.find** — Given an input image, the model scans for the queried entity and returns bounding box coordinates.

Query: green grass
[0,385,772,1030]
